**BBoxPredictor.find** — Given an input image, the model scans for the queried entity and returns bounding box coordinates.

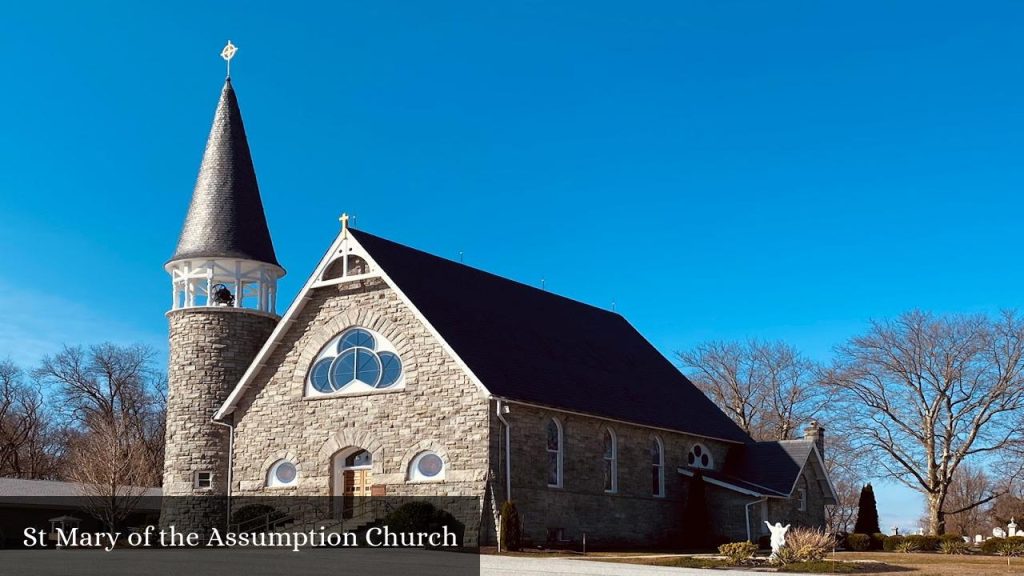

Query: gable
[723,440,838,503]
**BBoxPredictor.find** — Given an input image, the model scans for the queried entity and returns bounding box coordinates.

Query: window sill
[304,387,406,401]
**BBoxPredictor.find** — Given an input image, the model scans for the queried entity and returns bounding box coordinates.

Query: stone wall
[494,402,737,548]
[162,307,278,532]
[228,278,491,544]
[765,461,828,530]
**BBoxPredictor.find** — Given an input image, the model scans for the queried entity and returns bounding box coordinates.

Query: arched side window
[408,451,445,482]
[688,443,713,469]
[266,459,298,488]
[603,428,618,493]
[651,436,665,497]
[546,419,563,488]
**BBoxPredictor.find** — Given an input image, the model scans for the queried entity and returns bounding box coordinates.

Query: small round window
[687,443,713,469]
[408,451,445,482]
[267,459,298,487]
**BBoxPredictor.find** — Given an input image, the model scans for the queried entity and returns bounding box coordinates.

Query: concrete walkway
[0,548,814,575]
[481,554,810,575]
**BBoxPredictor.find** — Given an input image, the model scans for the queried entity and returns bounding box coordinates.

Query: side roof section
[723,439,838,502]
[349,229,750,443]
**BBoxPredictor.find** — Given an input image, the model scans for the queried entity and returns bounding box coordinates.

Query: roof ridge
[348,227,622,318]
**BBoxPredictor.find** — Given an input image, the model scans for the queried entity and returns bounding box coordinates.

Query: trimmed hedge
[905,535,939,551]
[881,535,903,552]
[384,501,465,548]
[981,536,1024,556]
[846,533,871,551]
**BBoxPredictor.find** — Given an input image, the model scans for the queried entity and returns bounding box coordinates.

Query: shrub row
[844,532,964,552]
[979,536,1024,556]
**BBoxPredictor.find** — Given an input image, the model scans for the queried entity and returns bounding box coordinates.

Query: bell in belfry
[211,284,235,306]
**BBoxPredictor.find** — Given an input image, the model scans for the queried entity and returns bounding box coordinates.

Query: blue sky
[5,0,1024,530]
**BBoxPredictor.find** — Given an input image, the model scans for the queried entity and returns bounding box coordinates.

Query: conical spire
[169,78,280,267]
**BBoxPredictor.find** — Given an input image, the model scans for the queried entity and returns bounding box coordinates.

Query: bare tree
[943,464,991,537]
[988,482,1024,528]
[34,343,165,527]
[35,343,165,486]
[826,310,1024,535]
[678,340,823,441]
[0,360,63,478]
[65,416,151,530]
[823,433,866,533]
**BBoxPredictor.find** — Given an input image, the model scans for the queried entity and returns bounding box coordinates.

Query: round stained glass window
[413,452,444,479]
[688,444,712,469]
[275,461,297,484]
[267,459,298,487]
[339,329,375,352]
[330,347,381,390]
[308,327,405,395]
[377,352,402,388]
[310,358,334,393]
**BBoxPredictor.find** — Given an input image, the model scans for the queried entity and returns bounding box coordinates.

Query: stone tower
[161,75,284,532]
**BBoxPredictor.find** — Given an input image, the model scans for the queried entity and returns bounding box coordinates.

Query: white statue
[975,534,983,544]
[764,521,790,559]
[1009,518,1018,537]
[994,527,1007,538]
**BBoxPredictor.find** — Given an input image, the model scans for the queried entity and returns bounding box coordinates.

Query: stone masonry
[161,307,278,533]
[494,402,738,547]
[228,278,491,544]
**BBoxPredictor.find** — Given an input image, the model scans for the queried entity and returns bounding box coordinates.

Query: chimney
[804,421,825,459]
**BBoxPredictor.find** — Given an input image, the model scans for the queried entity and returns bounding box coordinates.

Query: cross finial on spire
[340,213,350,238]
[221,40,238,78]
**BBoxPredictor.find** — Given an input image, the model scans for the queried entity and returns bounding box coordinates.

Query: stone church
[161,73,837,547]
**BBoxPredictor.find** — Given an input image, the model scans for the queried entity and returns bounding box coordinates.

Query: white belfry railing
[167,258,282,315]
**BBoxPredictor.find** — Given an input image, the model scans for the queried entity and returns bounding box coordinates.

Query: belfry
[161,43,284,531]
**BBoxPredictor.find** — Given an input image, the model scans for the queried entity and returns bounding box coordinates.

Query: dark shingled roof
[0,478,162,506]
[681,468,790,497]
[350,228,752,443]
[723,440,815,495]
[169,79,280,266]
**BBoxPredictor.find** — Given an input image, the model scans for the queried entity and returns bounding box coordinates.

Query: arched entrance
[332,448,373,519]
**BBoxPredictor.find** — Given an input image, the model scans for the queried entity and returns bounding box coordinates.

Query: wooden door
[342,469,372,519]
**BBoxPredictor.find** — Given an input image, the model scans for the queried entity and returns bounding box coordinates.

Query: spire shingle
[169,79,280,267]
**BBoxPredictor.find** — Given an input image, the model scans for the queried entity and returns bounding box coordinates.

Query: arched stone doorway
[331,447,373,519]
